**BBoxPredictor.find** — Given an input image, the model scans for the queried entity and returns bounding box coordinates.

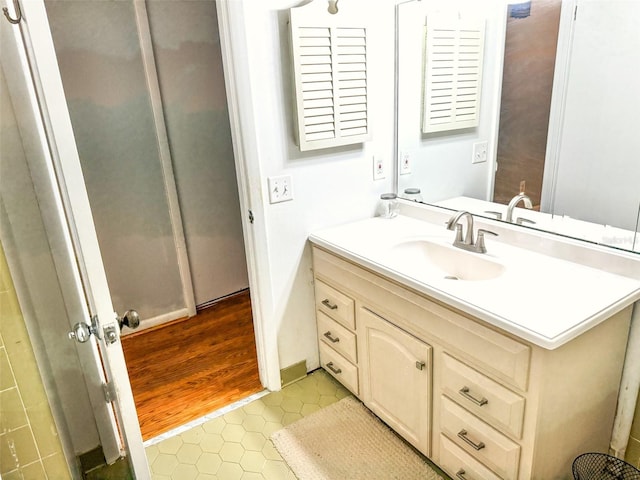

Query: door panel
[44,0,186,321]
[358,307,432,455]
[7,2,150,477]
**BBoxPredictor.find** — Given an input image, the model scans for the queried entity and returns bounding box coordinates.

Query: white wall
[396,0,506,203]
[229,0,397,373]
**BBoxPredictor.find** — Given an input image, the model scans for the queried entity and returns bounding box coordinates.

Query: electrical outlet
[472,141,488,164]
[400,151,411,175]
[373,156,385,180]
[267,175,293,204]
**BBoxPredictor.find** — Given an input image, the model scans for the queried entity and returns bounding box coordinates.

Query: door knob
[68,322,92,343]
[118,309,140,330]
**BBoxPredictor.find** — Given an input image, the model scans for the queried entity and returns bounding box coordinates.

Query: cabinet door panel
[359,307,431,455]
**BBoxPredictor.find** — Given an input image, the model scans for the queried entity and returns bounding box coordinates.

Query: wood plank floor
[121,290,262,440]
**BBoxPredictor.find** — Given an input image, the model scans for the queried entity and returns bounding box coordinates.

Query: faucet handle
[476,229,498,253]
[484,210,503,220]
[516,217,536,226]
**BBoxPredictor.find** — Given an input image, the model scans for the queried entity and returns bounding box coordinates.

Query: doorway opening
[121,290,262,440]
[44,0,263,440]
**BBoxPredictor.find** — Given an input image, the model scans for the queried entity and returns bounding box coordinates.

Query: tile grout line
[1,329,48,478]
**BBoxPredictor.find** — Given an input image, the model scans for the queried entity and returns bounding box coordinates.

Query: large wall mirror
[396,0,640,253]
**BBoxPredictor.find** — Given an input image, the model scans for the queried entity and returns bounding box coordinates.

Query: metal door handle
[323,331,340,343]
[326,362,342,375]
[118,309,140,330]
[68,322,92,343]
[457,429,485,451]
[321,299,338,310]
[459,386,488,406]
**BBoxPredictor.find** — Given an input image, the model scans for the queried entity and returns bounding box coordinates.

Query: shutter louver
[423,16,485,133]
[290,2,371,151]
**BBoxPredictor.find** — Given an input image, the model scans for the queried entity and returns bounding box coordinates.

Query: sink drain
[444,275,459,280]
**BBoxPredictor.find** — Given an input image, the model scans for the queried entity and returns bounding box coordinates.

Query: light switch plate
[472,141,488,164]
[267,175,293,203]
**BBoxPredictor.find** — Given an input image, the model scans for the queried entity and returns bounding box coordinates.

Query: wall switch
[472,141,488,164]
[400,151,411,175]
[373,156,385,180]
[267,175,293,204]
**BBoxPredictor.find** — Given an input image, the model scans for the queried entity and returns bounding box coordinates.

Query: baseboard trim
[280,360,307,388]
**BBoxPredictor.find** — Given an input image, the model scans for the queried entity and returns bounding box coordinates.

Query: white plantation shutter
[290,1,371,151]
[422,16,485,133]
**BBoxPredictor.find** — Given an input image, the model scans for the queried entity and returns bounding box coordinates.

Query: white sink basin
[389,239,506,281]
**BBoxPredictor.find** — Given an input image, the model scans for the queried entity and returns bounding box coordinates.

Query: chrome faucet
[446,211,497,254]
[505,193,533,223]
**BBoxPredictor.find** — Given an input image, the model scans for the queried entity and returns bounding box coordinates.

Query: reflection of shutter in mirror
[422,15,485,134]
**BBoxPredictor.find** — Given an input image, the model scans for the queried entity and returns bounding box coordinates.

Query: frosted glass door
[45,1,185,320]
[146,1,249,306]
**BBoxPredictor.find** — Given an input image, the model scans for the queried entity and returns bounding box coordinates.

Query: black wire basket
[573,453,640,480]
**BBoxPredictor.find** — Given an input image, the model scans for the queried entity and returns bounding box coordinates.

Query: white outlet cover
[373,156,385,180]
[400,151,411,175]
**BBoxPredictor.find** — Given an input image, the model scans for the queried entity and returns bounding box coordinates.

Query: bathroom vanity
[309,213,640,480]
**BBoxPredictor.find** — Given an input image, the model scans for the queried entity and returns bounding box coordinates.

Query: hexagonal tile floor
[146,369,351,479]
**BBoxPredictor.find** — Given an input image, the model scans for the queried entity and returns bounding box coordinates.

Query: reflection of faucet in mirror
[446,211,498,254]
[506,193,533,224]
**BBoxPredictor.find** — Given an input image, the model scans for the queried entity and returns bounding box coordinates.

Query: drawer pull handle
[323,331,340,343]
[456,469,469,480]
[457,429,485,451]
[459,386,488,406]
[326,362,342,375]
[321,299,338,310]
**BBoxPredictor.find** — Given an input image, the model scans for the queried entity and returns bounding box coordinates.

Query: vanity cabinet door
[358,307,432,456]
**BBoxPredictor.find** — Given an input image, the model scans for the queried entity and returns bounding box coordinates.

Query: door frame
[217,0,281,391]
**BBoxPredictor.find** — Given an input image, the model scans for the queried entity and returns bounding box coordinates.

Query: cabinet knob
[459,386,488,406]
[457,429,485,451]
[456,469,469,480]
[326,362,342,375]
[415,361,426,370]
[321,299,338,310]
[323,331,340,343]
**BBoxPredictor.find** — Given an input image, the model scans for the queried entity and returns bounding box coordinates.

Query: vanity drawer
[440,434,502,480]
[317,311,357,364]
[315,280,355,330]
[440,396,520,480]
[319,341,358,395]
[441,354,525,439]
[438,312,531,392]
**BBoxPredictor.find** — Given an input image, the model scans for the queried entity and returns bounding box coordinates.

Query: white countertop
[309,215,640,349]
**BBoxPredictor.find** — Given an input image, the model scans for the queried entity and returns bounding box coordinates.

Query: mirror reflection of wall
[397,0,640,253]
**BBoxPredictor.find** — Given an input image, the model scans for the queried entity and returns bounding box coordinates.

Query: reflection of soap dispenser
[404,188,423,202]
[379,193,399,218]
